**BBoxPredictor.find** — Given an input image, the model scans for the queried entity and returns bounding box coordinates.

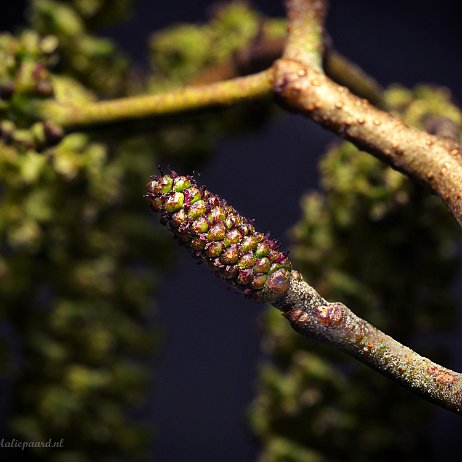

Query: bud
[146,172,292,303]
[0,31,61,152]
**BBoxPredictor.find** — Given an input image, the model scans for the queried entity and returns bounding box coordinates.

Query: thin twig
[38,70,274,129]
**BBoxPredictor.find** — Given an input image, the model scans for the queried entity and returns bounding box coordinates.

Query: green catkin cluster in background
[29,0,131,97]
[149,1,286,90]
[47,0,135,28]
[0,31,63,152]
[0,131,168,461]
[146,172,292,302]
[249,85,461,462]
[0,2,288,461]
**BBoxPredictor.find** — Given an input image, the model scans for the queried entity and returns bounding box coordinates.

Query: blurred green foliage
[1,131,169,461]
[0,31,62,152]
[0,5,169,456]
[0,1,285,460]
[249,86,461,461]
[149,1,285,90]
[29,0,131,96]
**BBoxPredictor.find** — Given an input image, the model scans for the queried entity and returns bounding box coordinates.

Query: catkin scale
[146,172,292,302]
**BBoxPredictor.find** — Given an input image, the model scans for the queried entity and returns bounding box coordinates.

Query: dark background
[2,1,462,461]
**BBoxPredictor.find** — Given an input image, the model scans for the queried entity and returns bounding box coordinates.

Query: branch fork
[273,56,462,226]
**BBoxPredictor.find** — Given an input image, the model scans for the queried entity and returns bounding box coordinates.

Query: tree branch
[275,272,462,415]
[38,70,274,129]
[275,0,462,227]
[147,171,462,415]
